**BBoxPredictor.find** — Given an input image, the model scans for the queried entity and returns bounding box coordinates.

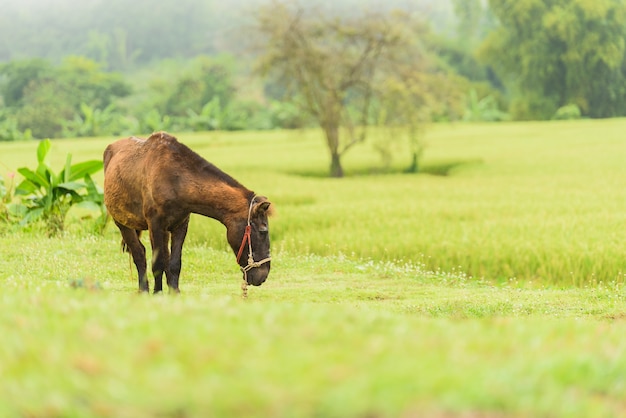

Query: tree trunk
[324,121,344,178]
[330,152,343,178]
[405,130,423,174]
[406,151,419,173]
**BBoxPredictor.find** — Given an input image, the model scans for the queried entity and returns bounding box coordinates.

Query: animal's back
[104,132,240,230]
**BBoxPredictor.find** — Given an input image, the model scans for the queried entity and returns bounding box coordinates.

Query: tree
[163,56,236,117]
[0,59,52,107]
[451,0,486,47]
[479,0,626,119]
[0,57,131,138]
[254,2,455,177]
[376,70,466,173]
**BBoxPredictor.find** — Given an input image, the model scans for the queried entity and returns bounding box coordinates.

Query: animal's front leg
[149,226,170,294]
[167,216,190,293]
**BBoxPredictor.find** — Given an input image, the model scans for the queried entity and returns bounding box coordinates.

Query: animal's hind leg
[167,216,190,293]
[121,230,142,252]
[116,222,149,292]
[148,221,170,294]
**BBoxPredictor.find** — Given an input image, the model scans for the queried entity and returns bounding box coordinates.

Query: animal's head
[228,195,273,286]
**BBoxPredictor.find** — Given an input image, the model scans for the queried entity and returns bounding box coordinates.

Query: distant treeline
[0,55,313,140]
[1,0,625,141]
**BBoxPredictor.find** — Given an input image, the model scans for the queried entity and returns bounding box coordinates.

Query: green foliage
[185,97,227,131]
[434,38,491,83]
[268,100,310,129]
[0,57,132,138]
[0,111,32,142]
[255,4,463,177]
[57,56,132,108]
[221,100,270,131]
[130,56,282,133]
[61,103,134,138]
[0,58,52,107]
[77,174,109,235]
[463,89,510,122]
[552,103,582,120]
[480,0,626,119]
[451,0,488,45]
[0,172,17,227]
[0,54,306,138]
[372,69,467,172]
[163,57,236,117]
[15,78,76,139]
[137,108,175,134]
[13,139,105,236]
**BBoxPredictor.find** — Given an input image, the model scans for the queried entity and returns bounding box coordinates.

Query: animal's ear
[253,197,273,216]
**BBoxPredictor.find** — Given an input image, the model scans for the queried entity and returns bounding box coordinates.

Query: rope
[128,252,133,281]
[237,194,272,298]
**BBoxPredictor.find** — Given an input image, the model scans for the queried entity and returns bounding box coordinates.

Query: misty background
[0,0,457,68]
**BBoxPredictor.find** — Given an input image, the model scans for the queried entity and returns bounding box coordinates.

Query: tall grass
[1,119,626,285]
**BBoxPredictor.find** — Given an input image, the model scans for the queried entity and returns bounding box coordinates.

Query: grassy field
[1,120,626,417]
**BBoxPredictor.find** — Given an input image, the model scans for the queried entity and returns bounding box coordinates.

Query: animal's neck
[185,171,252,227]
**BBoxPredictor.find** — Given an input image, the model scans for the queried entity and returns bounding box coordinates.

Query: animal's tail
[121,230,142,252]
[103,144,114,171]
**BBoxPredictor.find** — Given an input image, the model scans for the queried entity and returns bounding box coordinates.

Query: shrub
[0,172,16,224]
[0,116,32,142]
[13,139,105,236]
[1,57,132,138]
[552,104,582,120]
[61,103,135,138]
[463,89,510,122]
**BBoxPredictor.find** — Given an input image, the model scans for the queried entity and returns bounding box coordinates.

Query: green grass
[1,120,626,417]
[1,234,626,417]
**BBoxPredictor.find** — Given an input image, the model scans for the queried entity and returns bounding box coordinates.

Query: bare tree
[254,2,449,177]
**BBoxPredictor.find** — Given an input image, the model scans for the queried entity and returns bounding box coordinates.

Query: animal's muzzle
[242,261,271,286]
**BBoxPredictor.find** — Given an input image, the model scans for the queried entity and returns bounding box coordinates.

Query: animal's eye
[259,222,268,233]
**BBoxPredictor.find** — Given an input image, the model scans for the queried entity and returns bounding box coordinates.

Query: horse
[103,131,272,294]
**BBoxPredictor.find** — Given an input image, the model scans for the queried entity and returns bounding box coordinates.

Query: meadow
[0,119,625,417]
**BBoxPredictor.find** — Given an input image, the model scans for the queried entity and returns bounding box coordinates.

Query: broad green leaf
[20,207,44,225]
[17,167,49,189]
[67,160,104,181]
[35,164,53,187]
[83,174,104,203]
[84,173,97,191]
[64,153,72,183]
[7,203,28,217]
[36,139,51,164]
[57,181,86,192]
[43,192,54,211]
[80,103,93,119]
[14,179,38,196]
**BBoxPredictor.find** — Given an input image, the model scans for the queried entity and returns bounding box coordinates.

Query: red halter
[236,225,252,264]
